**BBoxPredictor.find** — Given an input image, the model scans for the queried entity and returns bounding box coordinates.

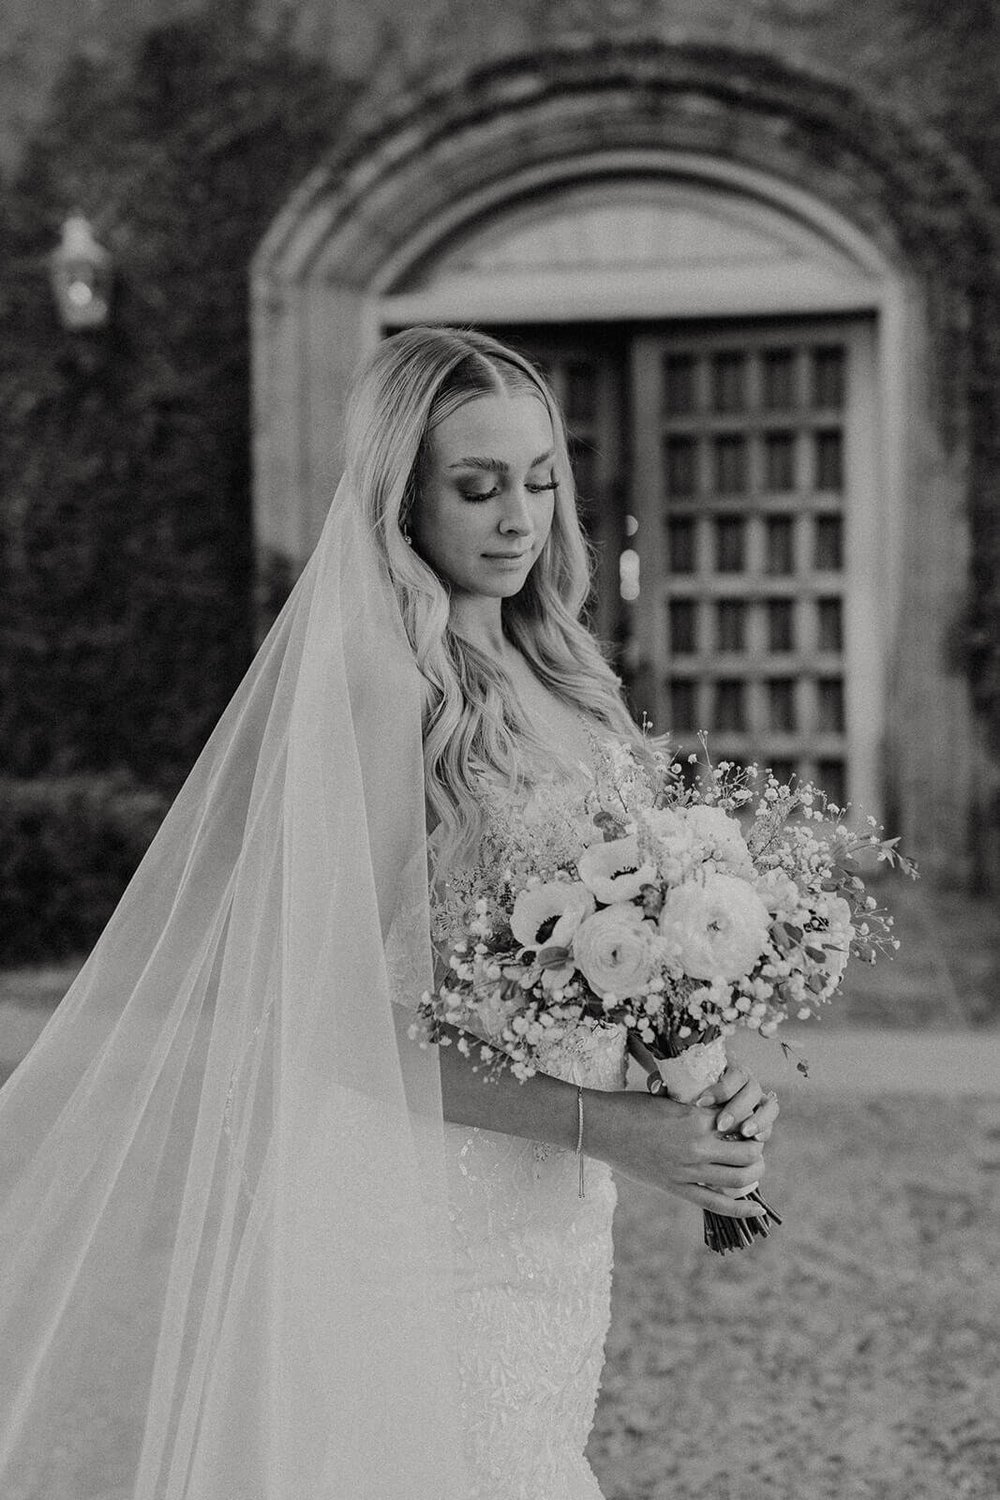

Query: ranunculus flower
[577,835,656,904]
[572,902,655,999]
[511,880,595,950]
[658,874,770,982]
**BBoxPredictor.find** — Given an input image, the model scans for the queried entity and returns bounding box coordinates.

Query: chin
[475,579,527,601]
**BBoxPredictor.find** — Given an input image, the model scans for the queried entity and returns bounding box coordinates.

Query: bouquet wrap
[654,1037,727,1103]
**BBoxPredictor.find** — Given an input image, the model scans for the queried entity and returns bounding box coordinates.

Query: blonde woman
[0,326,776,1499]
[351,327,778,1498]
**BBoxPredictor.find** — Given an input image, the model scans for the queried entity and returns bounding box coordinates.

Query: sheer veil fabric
[0,482,470,1498]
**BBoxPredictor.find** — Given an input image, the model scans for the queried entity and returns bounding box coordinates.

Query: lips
[483,551,530,560]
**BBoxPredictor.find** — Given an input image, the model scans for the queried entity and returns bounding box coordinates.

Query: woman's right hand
[585,1088,767,1219]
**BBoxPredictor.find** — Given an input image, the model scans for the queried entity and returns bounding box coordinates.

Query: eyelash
[460,481,559,503]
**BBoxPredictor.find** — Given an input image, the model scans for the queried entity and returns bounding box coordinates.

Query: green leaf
[536,944,572,969]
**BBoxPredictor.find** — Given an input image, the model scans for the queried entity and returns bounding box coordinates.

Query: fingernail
[695,1093,714,1108]
[717,1112,734,1132]
[740,1119,759,1136]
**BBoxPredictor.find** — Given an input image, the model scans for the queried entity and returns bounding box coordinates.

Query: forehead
[427,393,554,464]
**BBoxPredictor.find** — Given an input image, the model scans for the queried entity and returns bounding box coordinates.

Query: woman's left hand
[695,1064,779,1141]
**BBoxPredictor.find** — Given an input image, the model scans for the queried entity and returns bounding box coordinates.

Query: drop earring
[400,513,413,546]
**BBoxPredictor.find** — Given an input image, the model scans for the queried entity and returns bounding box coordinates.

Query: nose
[498,486,533,536]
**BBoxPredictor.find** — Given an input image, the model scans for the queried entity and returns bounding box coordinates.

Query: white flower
[577,835,656,904]
[637,807,698,884]
[572,903,656,999]
[755,868,801,919]
[823,943,850,989]
[659,874,771,982]
[825,894,854,929]
[510,880,595,949]
[681,805,754,876]
[811,894,855,992]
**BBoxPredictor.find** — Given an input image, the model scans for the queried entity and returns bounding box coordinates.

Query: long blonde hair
[343,326,641,868]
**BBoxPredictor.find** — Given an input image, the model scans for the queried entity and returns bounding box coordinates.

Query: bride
[0,326,776,1499]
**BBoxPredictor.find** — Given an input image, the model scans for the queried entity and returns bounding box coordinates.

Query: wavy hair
[343,326,643,869]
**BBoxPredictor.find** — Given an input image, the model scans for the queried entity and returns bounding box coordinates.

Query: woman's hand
[694,1063,780,1142]
[585,1088,767,1219]
[435,1018,774,1220]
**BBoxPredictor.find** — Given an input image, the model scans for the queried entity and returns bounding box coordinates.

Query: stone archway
[252,39,986,558]
[251,38,996,878]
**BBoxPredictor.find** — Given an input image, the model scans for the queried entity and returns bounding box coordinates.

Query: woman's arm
[434,1021,772,1220]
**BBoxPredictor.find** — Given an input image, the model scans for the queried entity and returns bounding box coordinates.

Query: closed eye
[460,480,559,503]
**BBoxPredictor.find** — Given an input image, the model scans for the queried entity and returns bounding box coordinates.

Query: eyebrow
[447,450,555,474]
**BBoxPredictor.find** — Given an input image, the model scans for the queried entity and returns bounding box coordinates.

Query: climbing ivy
[0,8,353,790]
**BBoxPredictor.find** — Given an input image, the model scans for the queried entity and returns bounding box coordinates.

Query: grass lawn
[590,1091,1000,1500]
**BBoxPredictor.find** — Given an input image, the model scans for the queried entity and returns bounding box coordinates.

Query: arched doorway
[373,167,891,812]
[252,41,985,873]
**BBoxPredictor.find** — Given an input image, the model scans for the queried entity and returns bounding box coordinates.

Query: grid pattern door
[501,327,628,650]
[631,320,881,811]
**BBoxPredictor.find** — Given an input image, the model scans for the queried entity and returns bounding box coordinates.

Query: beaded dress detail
[428,774,627,1500]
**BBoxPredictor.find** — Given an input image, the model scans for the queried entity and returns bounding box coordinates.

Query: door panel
[491,325,629,655]
[630,318,881,812]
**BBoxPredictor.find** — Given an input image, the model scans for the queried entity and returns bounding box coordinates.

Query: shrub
[0,774,169,964]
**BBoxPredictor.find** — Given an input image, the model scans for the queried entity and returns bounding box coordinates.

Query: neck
[448,594,513,661]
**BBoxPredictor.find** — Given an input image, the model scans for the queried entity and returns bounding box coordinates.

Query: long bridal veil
[0,480,469,1498]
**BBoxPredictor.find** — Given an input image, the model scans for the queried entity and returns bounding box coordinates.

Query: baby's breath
[417,734,915,1086]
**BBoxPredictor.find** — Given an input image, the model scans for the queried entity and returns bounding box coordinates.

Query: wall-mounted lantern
[49,216,113,332]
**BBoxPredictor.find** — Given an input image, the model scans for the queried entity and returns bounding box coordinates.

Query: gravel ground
[589,1092,1000,1500]
[2,878,999,1498]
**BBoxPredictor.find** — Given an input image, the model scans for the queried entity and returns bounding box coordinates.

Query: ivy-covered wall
[890,1,1000,761]
[0,9,354,957]
[0,10,353,791]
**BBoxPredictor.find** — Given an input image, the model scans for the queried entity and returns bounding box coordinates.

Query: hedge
[0,774,169,964]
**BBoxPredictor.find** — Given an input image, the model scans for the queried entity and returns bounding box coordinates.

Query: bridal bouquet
[416,734,915,1253]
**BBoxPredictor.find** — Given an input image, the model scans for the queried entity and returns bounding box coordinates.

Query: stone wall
[2,0,998,884]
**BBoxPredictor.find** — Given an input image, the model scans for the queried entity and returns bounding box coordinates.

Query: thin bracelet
[576,1085,586,1199]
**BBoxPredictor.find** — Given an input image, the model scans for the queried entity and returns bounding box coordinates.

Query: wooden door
[630,318,883,813]
[494,325,629,657]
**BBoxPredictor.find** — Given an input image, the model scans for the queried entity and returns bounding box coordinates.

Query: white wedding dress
[442,1023,626,1500]
[426,775,628,1500]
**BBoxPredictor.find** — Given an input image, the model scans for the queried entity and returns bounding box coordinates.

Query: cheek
[536,494,558,546]
[415,499,484,580]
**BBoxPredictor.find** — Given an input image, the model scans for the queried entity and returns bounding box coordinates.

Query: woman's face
[411,392,558,603]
